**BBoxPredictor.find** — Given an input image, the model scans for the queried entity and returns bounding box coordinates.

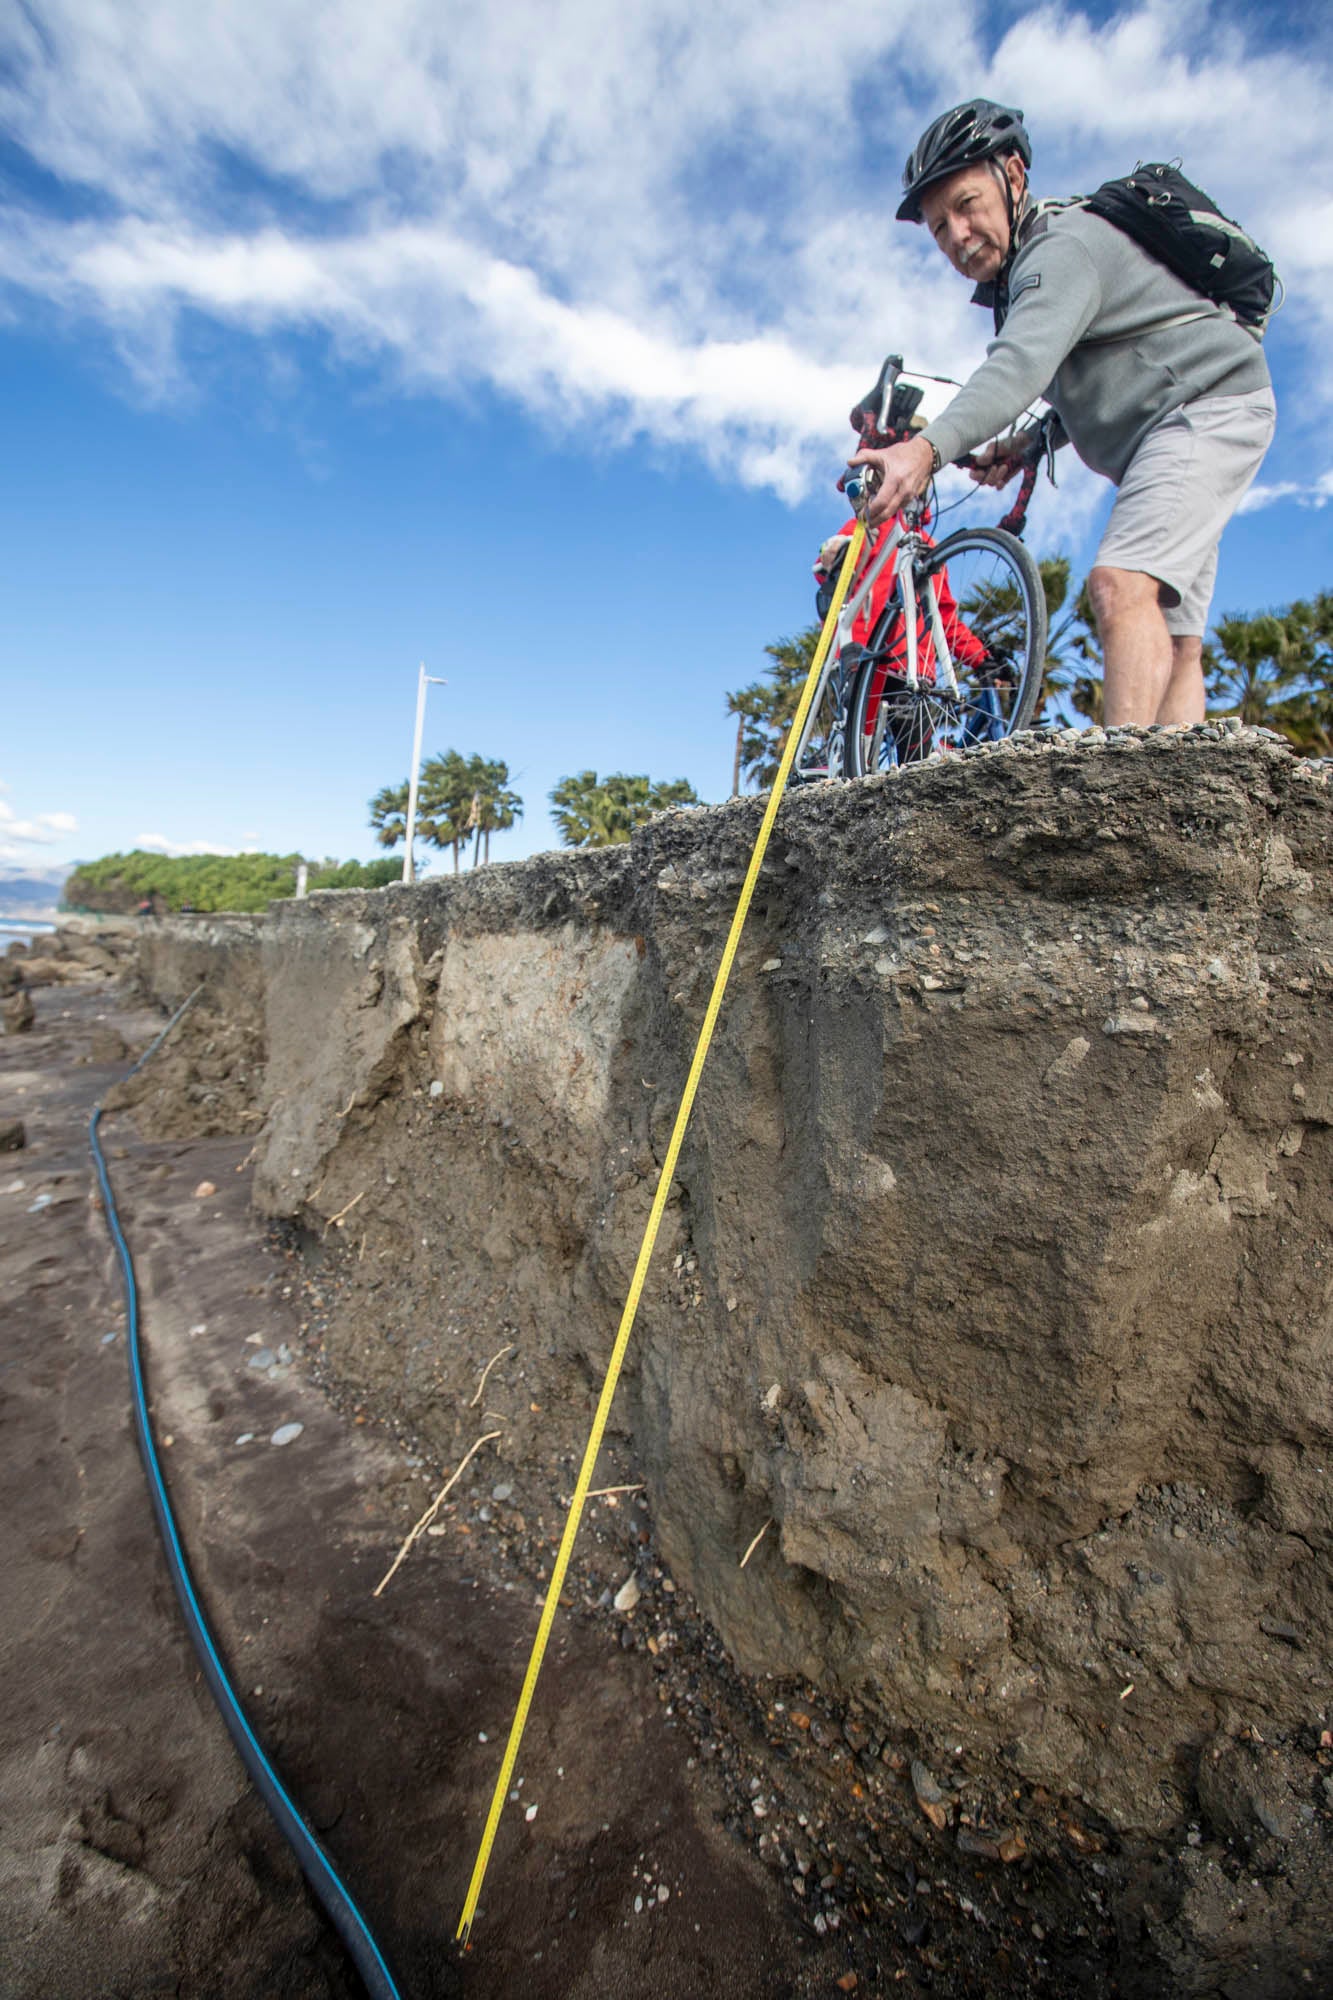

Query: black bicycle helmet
[897,99,1031,223]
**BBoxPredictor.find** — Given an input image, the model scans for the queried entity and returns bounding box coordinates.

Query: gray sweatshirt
[920,201,1272,483]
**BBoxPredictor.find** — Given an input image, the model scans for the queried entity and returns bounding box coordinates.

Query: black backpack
[1082,162,1279,334]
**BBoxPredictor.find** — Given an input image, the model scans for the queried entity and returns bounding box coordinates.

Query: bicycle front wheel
[791,644,857,784]
[846,527,1046,773]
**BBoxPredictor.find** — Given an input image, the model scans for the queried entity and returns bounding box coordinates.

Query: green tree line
[65,851,401,915]
[370,747,700,857]
[549,771,700,846]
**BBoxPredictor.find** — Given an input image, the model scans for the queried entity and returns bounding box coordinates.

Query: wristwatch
[927,440,942,475]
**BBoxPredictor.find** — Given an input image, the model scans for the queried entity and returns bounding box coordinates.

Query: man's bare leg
[1155,636,1206,725]
[1087,565,1172,725]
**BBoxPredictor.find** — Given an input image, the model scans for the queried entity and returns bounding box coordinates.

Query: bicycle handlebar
[955,451,1040,536]
[840,449,1036,536]
[843,354,1048,538]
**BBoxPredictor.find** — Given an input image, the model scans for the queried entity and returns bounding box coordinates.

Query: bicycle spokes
[847,527,1045,772]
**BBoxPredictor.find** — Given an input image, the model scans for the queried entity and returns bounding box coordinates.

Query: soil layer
[1,988,828,1998]
[5,728,1333,1999]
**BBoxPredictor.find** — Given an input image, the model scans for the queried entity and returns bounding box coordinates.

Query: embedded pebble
[100,1330,118,1346]
[614,1575,642,1613]
[911,1760,943,1803]
[235,1433,255,1446]
[492,1482,514,1502]
[192,1181,216,1199]
[270,1422,304,1446]
[248,1348,276,1370]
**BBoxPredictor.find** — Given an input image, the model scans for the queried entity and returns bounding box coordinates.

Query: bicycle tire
[845,526,1046,773]
[791,645,855,783]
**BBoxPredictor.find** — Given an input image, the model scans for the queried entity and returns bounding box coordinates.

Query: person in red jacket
[814,509,991,761]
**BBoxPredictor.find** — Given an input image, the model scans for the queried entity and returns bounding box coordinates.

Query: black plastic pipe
[90,994,404,2000]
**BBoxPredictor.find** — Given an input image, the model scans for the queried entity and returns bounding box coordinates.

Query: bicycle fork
[791,510,965,776]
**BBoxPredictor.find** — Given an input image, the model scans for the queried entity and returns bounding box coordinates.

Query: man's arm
[921,232,1102,466]
[969,408,1069,488]
[850,233,1100,525]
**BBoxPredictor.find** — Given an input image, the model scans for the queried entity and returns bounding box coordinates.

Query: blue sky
[2,0,1330,876]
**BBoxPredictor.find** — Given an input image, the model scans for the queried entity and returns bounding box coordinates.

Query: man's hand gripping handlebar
[841,356,1053,539]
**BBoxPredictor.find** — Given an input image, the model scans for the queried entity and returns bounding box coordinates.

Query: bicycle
[793,354,1049,780]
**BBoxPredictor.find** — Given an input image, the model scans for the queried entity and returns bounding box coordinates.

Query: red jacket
[815,516,988,686]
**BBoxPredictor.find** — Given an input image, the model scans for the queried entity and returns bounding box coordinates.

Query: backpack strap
[1073,304,1227,348]
[1018,199,1262,346]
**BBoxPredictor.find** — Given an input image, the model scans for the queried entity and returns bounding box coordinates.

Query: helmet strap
[991,155,1029,267]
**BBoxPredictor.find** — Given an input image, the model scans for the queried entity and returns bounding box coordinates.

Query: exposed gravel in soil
[287,1238,1126,1998]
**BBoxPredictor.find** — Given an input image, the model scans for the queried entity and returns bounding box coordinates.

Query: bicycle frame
[792,501,962,775]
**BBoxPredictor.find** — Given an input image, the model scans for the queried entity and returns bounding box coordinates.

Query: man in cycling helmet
[849,99,1275,728]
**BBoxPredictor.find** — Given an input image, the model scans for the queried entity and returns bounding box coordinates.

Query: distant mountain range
[0,864,73,922]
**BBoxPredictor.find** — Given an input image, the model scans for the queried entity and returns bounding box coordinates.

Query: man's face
[919,158,1019,283]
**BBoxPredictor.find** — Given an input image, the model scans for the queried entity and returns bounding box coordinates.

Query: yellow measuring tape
[456,519,868,1944]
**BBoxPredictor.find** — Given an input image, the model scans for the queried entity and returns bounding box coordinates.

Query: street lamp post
[403,663,447,885]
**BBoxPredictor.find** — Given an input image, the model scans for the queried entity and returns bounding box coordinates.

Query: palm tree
[368,781,409,849]
[549,771,700,847]
[725,626,822,790]
[1206,596,1333,751]
[417,750,474,871]
[462,754,524,865]
[725,681,772,797]
[952,555,1101,724]
[371,751,524,872]
[1037,570,1103,725]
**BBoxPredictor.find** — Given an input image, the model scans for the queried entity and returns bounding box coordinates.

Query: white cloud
[0,2,1328,503]
[1239,470,1333,514]
[135,833,241,856]
[0,798,79,844]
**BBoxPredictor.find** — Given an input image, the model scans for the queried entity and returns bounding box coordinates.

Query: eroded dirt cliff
[126,726,1333,1992]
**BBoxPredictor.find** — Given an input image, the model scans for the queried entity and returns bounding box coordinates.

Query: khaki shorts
[1094,386,1277,636]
